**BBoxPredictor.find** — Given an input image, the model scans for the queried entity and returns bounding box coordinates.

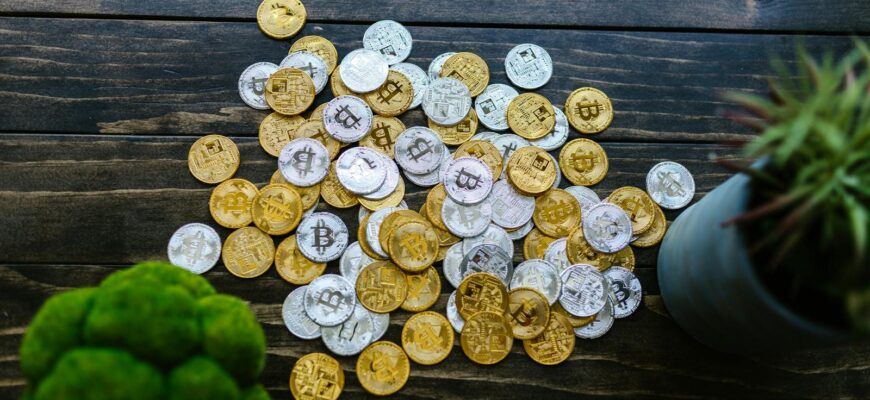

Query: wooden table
[1,1,869,398]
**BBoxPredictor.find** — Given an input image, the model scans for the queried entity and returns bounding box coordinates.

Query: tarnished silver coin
[470,131,500,142]
[441,196,492,238]
[361,153,400,201]
[559,264,607,318]
[339,48,389,93]
[443,243,465,289]
[363,20,413,65]
[340,241,374,284]
[443,157,493,205]
[531,107,569,151]
[280,51,329,94]
[463,224,514,258]
[167,222,221,274]
[370,311,391,341]
[278,138,330,187]
[459,243,513,284]
[422,77,472,126]
[390,63,429,109]
[364,206,402,258]
[510,259,562,305]
[428,52,456,80]
[506,219,534,240]
[321,302,376,356]
[489,179,534,229]
[336,147,387,195]
[604,266,642,319]
[504,43,553,89]
[282,286,322,340]
[582,203,632,253]
[303,274,356,327]
[565,185,601,216]
[238,62,278,110]
[575,293,615,339]
[543,238,570,275]
[474,84,519,131]
[492,134,530,173]
[549,152,561,189]
[323,95,374,143]
[403,148,451,188]
[394,126,446,175]
[296,212,349,263]
[446,291,465,333]
[646,161,695,210]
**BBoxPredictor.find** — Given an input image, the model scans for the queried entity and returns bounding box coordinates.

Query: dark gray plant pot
[657,169,848,353]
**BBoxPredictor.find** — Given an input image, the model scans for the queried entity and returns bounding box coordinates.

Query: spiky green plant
[724,41,870,331]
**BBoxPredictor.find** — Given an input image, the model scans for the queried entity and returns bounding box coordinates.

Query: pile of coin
[168,1,698,398]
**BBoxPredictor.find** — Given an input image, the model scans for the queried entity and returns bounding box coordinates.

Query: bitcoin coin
[282,286,322,340]
[440,52,490,97]
[371,311,391,342]
[276,235,326,285]
[604,266,642,318]
[395,126,446,174]
[358,214,387,261]
[257,0,306,39]
[462,224,514,257]
[632,202,666,248]
[608,186,657,235]
[533,188,581,237]
[505,43,553,90]
[390,63,429,109]
[475,83,519,131]
[428,52,456,80]
[531,107,569,151]
[222,226,275,279]
[366,207,407,258]
[442,243,464,289]
[401,311,454,365]
[363,20,413,65]
[544,237,570,275]
[322,303,377,356]
[441,196,492,238]
[553,302,595,328]
[524,312,575,365]
[454,140,503,180]
[167,223,221,274]
[304,273,356,326]
[611,245,636,271]
[340,48,390,93]
[388,220,439,272]
[565,185,601,215]
[188,135,240,184]
[401,266,441,312]
[403,147,451,188]
[360,176,405,210]
[565,87,613,134]
[209,178,258,229]
[290,35,338,74]
[265,67,315,115]
[507,220,534,241]
[259,112,305,157]
[335,147,388,195]
[574,294,615,339]
[296,212,349,262]
[339,241,374,284]
[422,77,472,126]
[460,244,513,284]
[559,138,608,186]
[460,311,513,365]
[443,157,493,206]
[356,261,408,313]
[492,134,530,174]
[646,161,695,210]
[279,138,330,187]
[506,146,557,195]
[321,162,360,208]
[356,341,410,396]
[251,184,303,235]
[280,51,329,94]
[566,227,618,272]
[446,291,465,333]
[361,115,405,158]
[582,203,632,253]
[380,209,428,253]
[456,272,508,320]
[323,95,374,143]
[289,353,343,400]
[295,119,341,160]
[422,184,449,231]
[489,179,535,230]
[360,152,401,200]
[428,108,478,145]
[309,103,328,121]
[507,93,556,140]
[510,259,562,305]
[239,62,279,110]
[330,66,354,97]
[506,287,550,339]
[364,70,414,117]
[559,264,607,317]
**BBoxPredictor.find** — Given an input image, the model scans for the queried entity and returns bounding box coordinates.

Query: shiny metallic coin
[443,157,493,205]
[303,199,319,218]
[559,264,607,317]
[492,134,530,173]
[459,243,513,284]
[543,238,570,275]
[470,131,500,142]
[565,185,601,216]
[303,274,356,327]
[364,206,402,258]
[238,62,278,110]
[443,243,465,289]
[278,138,330,187]
[422,77,472,126]
[363,20,413,65]
[646,161,695,210]
[582,203,632,253]
[403,150,449,188]
[574,293,615,339]
[321,302,376,356]
[428,52,456,80]
[335,147,387,195]
[390,63,429,109]
[282,286,322,340]
[510,259,562,305]
[463,224,514,258]
[489,179,534,229]
[339,48,389,93]
[360,153,400,201]
[359,200,406,223]
[506,219,534,241]
[340,241,374,284]
[441,196,492,238]
[549,152,562,189]
[604,266,642,318]
[167,222,221,274]
[504,43,553,89]
[370,311,391,341]
[323,96,374,143]
[296,212,349,262]
[446,291,465,333]
[280,51,329,94]
[474,84,519,131]
[394,126,446,174]
[531,107,569,151]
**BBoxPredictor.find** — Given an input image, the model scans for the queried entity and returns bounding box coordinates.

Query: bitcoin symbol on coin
[543,201,572,222]
[316,289,343,315]
[181,231,207,264]
[658,171,687,197]
[510,299,537,326]
[401,234,428,260]
[370,123,395,150]
[454,168,482,190]
[312,220,335,254]
[249,76,268,95]
[501,142,517,161]
[611,280,631,306]
[414,323,444,351]
[221,191,249,215]
[570,152,596,171]
[334,105,361,129]
[376,80,404,104]
[371,351,399,382]
[620,197,644,221]
[407,138,434,162]
[292,146,316,176]
[576,98,601,121]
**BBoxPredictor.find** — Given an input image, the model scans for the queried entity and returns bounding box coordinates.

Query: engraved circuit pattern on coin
[507,145,557,196]
[463,223,514,258]
[582,203,632,254]
[278,138,330,187]
[168,223,221,274]
[460,244,514,284]
[493,133,530,172]
[646,161,695,210]
[265,67,315,115]
[510,259,562,305]
[443,157,493,206]
[296,212,349,262]
[238,62,278,110]
[531,107,569,151]
[259,113,305,157]
[222,226,275,279]
[390,62,429,109]
[604,266,642,318]
[489,179,535,229]
[428,107,478,146]
[423,77,472,126]
[340,48,390,93]
[356,261,408,313]
[321,302,376,356]
[336,147,388,195]
[505,43,553,90]
[565,87,614,134]
[439,52,490,97]
[460,311,513,365]
[282,286,322,340]
[475,83,519,131]
[303,274,356,327]
[323,95,374,143]
[456,272,509,320]
[507,93,556,139]
[394,126,446,174]
[524,312,575,365]
[280,50,330,94]
[559,264,608,318]
[256,0,307,40]
[188,135,240,184]
[290,352,344,400]
[363,20,413,65]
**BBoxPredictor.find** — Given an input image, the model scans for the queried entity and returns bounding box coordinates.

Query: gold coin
[259,113,305,157]
[289,352,343,400]
[553,302,595,328]
[565,87,613,134]
[356,341,410,396]
[275,235,326,284]
[506,288,551,340]
[428,108,477,145]
[188,135,240,184]
[435,245,449,262]
[330,66,354,98]
[460,311,513,365]
[290,35,338,74]
[364,70,414,117]
[566,227,614,272]
[532,188,581,237]
[270,170,321,210]
[388,220,439,273]
[506,146,557,195]
[296,119,341,160]
[507,93,556,140]
[360,177,406,211]
[209,178,258,229]
[401,266,441,312]
[359,214,388,261]
[433,224,460,247]
[320,162,359,208]
[251,184,303,235]
[360,115,405,159]
[632,202,666,248]
[356,261,408,313]
[612,245,636,272]
[456,272,508,320]
[423,184,449,231]
[559,138,608,186]
[523,228,557,260]
[523,312,575,365]
[265,68,315,116]
[440,52,490,97]
[379,210,427,254]
[608,186,657,235]
[401,311,454,365]
[454,140,503,180]
[222,227,275,278]
[308,103,327,121]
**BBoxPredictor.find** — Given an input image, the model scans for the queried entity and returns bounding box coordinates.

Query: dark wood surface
[1,1,869,399]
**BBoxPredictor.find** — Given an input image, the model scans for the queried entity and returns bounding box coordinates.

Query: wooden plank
[0,0,868,33]
[0,17,861,141]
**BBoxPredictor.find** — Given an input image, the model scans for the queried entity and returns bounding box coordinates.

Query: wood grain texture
[1,0,869,33]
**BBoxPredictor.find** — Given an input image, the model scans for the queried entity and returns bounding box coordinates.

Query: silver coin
[279,51,329,94]
[543,238,570,275]
[492,134,530,172]
[422,77,472,126]
[403,148,451,188]
[321,302,376,356]
[582,203,632,253]
[443,157,493,205]
[363,20,413,65]
[605,266,642,319]
[504,43,553,89]
[282,286,322,340]
[303,199,319,218]
[565,185,601,216]
[370,311,391,341]
[474,84,519,131]
[323,95,374,143]
[459,243,513,284]
[470,131,500,142]
[446,291,465,333]
[303,274,356,327]
[335,147,387,195]
[463,224,514,258]
[441,196,492,238]
[339,242,374,285]
[531,107,569,151]
[574,293,615,339]
[549,152,562,189]
[167,222,221,274]
[443,242,465,289]
[238,62,278,110]
[428,52,456,80]
[339,48,389,93]
[506,219,534,241]
[488,179,534,229]
[296,212,349,263]
[359,200,406,223]
[394,126,445,174]
[646,161,695,210]
[364,206,402,258]
[559,264,607,317]
[510,259,562,305]
[278,138,330,187]
[390,62,429,109]
[361,153,400,201]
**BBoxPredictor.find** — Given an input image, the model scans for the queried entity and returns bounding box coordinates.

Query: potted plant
[657,43,870,353]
